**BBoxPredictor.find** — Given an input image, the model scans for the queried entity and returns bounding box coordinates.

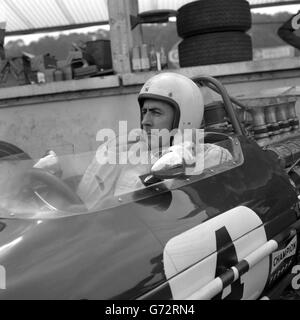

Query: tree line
[4,12,300,61]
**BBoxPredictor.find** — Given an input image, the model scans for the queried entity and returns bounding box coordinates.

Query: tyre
[0,141,31,160]
[177,0,251,38]
[178,31,253,67]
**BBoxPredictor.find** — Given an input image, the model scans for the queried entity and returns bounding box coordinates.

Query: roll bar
[192,75,246,136]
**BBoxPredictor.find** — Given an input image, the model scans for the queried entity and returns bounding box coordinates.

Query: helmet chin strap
[172,110,180,132]
[170,136,175,148]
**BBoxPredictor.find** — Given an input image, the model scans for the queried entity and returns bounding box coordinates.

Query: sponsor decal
[271,236,297,274]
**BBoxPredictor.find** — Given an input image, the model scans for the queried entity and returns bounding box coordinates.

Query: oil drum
[83,40,112,70]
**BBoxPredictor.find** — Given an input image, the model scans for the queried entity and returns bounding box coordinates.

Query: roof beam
[250,1,300,8]
[5,21,109,37]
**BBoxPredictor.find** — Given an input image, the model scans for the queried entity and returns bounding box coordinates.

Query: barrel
[83,40,112,70]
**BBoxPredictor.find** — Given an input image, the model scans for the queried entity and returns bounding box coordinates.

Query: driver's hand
[33,150,63,178]
[151,141,196,175]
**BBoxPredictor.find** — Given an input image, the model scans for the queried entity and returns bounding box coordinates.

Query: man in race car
[35,73,232,209]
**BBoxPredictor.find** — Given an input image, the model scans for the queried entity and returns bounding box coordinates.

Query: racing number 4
[163,206,269,300]
[213,226,244,300]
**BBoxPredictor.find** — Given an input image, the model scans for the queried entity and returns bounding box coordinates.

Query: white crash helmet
[138,72,204,130]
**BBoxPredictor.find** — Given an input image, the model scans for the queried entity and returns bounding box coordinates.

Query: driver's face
[141,99,174,133]
[141,99,175,150]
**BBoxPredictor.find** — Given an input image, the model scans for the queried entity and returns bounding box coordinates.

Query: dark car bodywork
[0,76,299,300]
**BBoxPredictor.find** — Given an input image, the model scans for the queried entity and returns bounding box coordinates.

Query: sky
[4,4,300,45]
[251,3,299,14]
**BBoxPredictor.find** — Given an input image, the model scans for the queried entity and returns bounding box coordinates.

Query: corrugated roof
[1,0,300,36]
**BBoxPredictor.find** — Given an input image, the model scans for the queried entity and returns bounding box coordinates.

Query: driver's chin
[142,127,172,151]
[148,135,171,151]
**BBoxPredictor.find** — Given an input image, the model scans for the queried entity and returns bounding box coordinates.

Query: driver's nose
[141,111,153,129]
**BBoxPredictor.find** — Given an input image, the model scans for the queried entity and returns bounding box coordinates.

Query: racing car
[0,75,299,300]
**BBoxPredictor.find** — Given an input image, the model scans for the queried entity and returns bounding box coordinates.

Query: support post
[108,0,143,74]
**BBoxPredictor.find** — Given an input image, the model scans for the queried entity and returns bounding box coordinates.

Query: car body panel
[0,134,298,300]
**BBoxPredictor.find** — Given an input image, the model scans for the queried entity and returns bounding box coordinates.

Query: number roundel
[163,206,269,300]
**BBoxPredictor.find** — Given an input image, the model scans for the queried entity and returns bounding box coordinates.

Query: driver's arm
[150,135,234,178]
[76,143,123,209]
[203,143,233,169]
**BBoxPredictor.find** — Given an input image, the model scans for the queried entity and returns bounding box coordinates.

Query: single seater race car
[0,76,299,300]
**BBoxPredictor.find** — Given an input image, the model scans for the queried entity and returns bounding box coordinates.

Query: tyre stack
[177,0,253,67]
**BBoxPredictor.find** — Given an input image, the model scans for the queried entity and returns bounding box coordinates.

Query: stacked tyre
[177,0,253,67]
